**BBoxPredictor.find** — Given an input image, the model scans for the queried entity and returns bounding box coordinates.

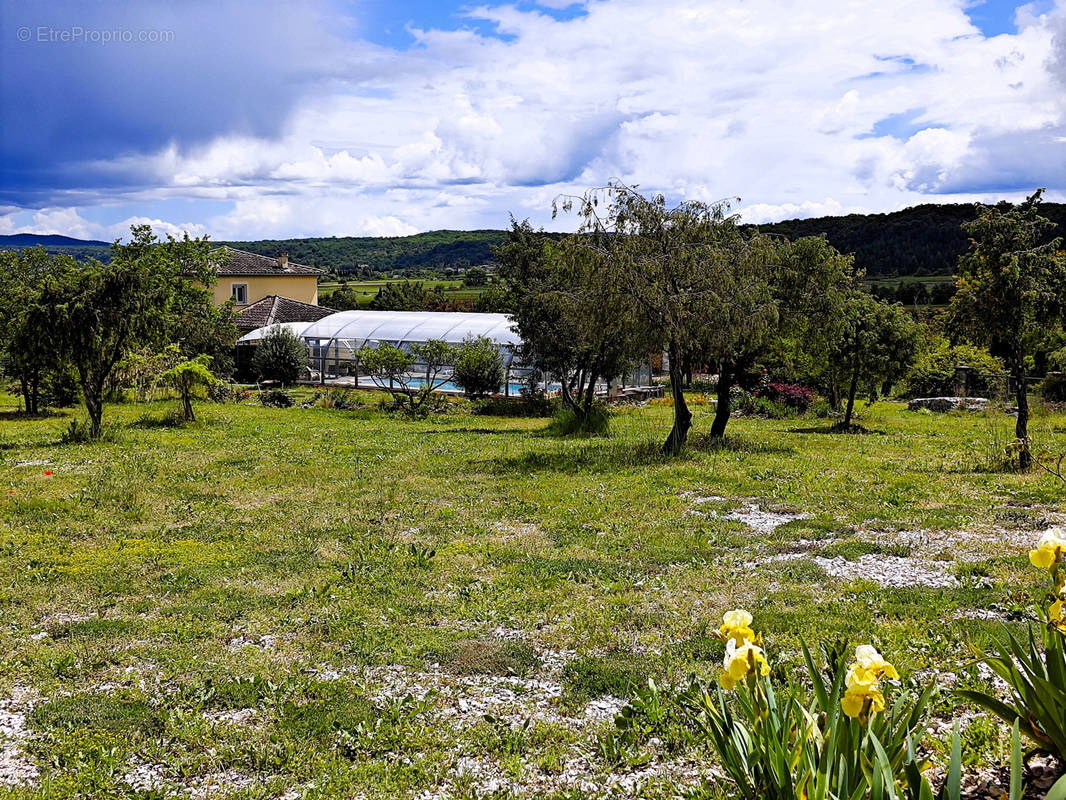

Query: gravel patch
[726,502,808,535]
[813,554,959,588]
[203,708,259,726]
[0,687,39,788]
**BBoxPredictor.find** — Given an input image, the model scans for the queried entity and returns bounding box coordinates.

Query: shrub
[208,382,251,404]
[765,382,814,410]
[1041,372,1066,401]
[452,335,504,398]
[905,341,1005,398]
[473,390,556,417]
[313,387,363,410]
[258,388,294,408]
[252,327,308,386]
[160,355,218,421]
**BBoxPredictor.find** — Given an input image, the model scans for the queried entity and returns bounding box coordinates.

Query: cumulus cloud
[4,0,1066,238]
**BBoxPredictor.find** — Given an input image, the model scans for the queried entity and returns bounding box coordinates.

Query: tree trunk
[19,377,32,415]
[29,377,40,416]
[662,342,693,456]
[828,371,841,411]
[843,347,861,429]
[84,384,104,439]
[582,370,599,420]
[560,376,583,417]
[1013,336,1031,469]
[709,360,733,438]
[182,387,195,421]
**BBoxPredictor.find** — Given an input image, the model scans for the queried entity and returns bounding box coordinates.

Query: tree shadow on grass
[686,432,797,455]
[481,432,795,475]
[0,408,66,423]
[428,427,527,436]
[786,423,886,435]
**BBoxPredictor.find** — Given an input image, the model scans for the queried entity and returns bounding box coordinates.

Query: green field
[0,393,1062,798]
[319,280,485,309]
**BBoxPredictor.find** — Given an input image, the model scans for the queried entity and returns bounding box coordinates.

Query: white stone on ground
[813,554,958,588]
[726,502,808,535]
[0,687,39,788]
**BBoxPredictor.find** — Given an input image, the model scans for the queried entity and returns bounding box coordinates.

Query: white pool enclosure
[237,309,657,396]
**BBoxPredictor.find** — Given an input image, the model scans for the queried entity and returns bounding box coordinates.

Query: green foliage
[759,201,1066,278]
[220,229,515,275]
[252,326,309,385]
[496,217,648,432]
[472,391,557,417]
[562,654,649,702]
[370,280,434,311]
[906,340,1006,398]
[113,344,183,402]
[258,388,295,408]
[452,335,505,398]
[1042,372,1066,402]
[546,403,611,436]
[673,641,935,800]
[29,692,163,737]
[360,339,457,413]
[0,247,70,414]
[312,387,364,409]
[41,225,220,437]
[160,355,219,421]
[950,190,1066,465]
[462,266,490,286]
[833,294,920,427]
[959,554,1066,769]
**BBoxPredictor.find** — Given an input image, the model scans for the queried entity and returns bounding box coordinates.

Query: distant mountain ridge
[0,233,110,247]
[3,201,1064,278]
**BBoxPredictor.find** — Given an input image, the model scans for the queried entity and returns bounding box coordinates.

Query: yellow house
[210,246,323,307]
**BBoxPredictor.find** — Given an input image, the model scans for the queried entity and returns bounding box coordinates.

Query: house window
[231,283,248,305]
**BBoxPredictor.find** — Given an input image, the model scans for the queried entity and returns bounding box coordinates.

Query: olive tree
[833,293,919,429]
[556,185,780,453]
[496,218,648,428]
[360,339,457,412]
[950,190,1066,467]
[43,226,219,438]
[0,248,68,414]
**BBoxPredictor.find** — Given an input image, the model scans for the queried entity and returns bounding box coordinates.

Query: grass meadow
[0,391,1063,798]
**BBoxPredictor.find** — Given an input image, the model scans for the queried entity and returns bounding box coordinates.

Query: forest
[3,201,1064,279]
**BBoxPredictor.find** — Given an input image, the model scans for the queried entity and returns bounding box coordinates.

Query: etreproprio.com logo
[16,26,175,44]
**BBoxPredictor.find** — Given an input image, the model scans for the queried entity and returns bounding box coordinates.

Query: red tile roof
[213,246,324,276]
[235,295,335,331]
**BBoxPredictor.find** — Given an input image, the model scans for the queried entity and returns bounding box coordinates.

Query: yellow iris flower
[841,645,898,719]
[851,644,900,681]
[1030,530,1066,570]
[715,609,756,646]
[842,683,886,718]
[719,639,770,690]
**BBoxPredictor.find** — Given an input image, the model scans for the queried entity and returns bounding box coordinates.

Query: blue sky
[1,0,1064,241]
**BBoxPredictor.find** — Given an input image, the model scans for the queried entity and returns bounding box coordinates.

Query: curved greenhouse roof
[300,310,520,347]
[237,321,318,343]
[239,310,520,348]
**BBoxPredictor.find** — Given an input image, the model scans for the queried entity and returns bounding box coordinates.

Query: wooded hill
[3,201,1064,278]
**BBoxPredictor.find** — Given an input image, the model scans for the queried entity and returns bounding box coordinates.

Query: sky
[1,0,1064,242]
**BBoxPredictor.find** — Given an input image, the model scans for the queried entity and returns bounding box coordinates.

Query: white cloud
[8,0,1066,237]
